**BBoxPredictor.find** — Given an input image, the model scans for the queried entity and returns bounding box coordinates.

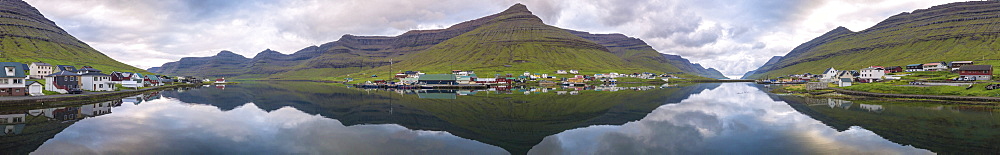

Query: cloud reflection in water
[33,98,506,154]
[529,83,933,154]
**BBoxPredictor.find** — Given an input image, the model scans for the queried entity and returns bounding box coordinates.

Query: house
[956,65,993,81]
[44,70,81,93]
[884,66,903,73]
[905,64,924,72]
[858,67,885,83]
[556,70,567,74]
[820,68,838,82]
[25,81,43,96]
[835,70,858,81]
[569,70,579,74]
[110,72,132,83]
[838,78,853,87]
[923,62,947,71]
[78,66,114,91]
[214,78,226,84]
[0,62,28,96]
[418,74,457,85]
[28,63,53,79]
[144,74,161,86]
[950,61,974,71]
[456,76,474,84]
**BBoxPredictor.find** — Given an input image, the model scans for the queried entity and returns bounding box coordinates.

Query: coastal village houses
[950,61,974,71]
[956,65,993,81]
[28,62,52,79]
[0,62,28,96]
[858,66,885,83]
[45,66,82,93]
[905,64,924,72]
[26,81,43,96]
[77,66,114,91]
[923,62,948,71]
[820,68,837,82]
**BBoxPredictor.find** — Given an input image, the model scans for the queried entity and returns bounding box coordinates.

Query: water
[2,82,997,154]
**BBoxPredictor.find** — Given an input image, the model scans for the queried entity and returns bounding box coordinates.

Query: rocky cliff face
[745,1,1000,79]
[0,0,147,73]
[155,3,726,79]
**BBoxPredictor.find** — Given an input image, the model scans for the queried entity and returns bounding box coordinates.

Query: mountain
[745,1,1000,79]
[0,0,147,73]
[153,4,726,79]
[740,56,782,79]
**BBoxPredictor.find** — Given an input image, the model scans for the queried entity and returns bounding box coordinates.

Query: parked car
[67,88,84,94]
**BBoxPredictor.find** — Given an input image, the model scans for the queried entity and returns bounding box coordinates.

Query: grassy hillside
[0,0,148,73]
[746,1,1000,79]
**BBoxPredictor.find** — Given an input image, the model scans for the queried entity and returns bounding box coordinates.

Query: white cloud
[24,0,969,72]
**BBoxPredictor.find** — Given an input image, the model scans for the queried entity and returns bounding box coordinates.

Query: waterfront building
[28,62,52,79]
[0,62,28,96]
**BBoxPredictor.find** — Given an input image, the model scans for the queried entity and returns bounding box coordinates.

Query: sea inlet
[2,82,997,154]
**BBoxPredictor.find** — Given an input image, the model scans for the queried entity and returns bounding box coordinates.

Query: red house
[884,66,903,73]
[956,65,993,81]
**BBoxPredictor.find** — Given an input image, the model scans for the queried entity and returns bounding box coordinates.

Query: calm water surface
[2,82,998,154]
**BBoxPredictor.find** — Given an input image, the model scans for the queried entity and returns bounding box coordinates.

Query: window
[13,79,21,84]
[0,79,7,84]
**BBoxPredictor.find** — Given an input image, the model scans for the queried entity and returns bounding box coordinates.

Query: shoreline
[0,83,204,109]
[827,88,1000,102]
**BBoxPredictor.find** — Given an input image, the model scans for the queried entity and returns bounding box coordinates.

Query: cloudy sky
[25,0,969,77]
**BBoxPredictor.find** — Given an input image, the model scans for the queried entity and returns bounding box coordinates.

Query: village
[353,69,682,89]
[0,62,213,97]
[761,61,994,87]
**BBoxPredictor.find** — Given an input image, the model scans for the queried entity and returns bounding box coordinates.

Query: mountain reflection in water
[2,82,996,154]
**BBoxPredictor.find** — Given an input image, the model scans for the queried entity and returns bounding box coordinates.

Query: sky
[24,0,971,77]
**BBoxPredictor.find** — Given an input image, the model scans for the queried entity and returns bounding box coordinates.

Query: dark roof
[46,70,81,77]
[77,66,102,72]
[906,64,922,66]
[81,72,110,76]
[0,62,27,78]
[418,74,456,81]
[25,81,41,86]
[840,78,852,82]
[56,65,77,72]
[31,62,51,66]
[22,64,29,71]
[957,65,992,71]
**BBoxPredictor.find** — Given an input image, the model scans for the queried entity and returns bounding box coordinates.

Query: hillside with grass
[153,4,726,80]
[745,1,1000,79]
[0,0,147,73]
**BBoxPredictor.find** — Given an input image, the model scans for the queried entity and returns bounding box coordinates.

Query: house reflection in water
[0,111,26,135]
[826,99,852,109]
[860,104,884,113]
[417,90,457,99]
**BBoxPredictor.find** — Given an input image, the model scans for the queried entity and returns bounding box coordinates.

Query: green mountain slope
[383,4,639,73]
[153,4,727,80]
[0,0,147,73]
[745,1,1000,79]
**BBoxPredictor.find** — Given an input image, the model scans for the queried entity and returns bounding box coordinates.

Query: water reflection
[528,83,937,154]
[3,82,996,154]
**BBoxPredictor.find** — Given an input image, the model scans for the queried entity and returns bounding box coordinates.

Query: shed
[838,78,852,87]
[26,81,43,96]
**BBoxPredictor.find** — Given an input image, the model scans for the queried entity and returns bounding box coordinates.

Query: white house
[25,81,43,96]
[858,67,885,82]
[28,62,53,79]
[78,66,114,91]
[556,70,567,74]
[820,68,838,82]
[923,62,948,71]
[569,70,579,74]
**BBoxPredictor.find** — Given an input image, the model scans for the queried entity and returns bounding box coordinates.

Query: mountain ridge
[153,3,727,79]
[745,1,1000,79]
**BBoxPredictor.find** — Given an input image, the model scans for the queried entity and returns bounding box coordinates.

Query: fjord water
[4,82,998,154]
